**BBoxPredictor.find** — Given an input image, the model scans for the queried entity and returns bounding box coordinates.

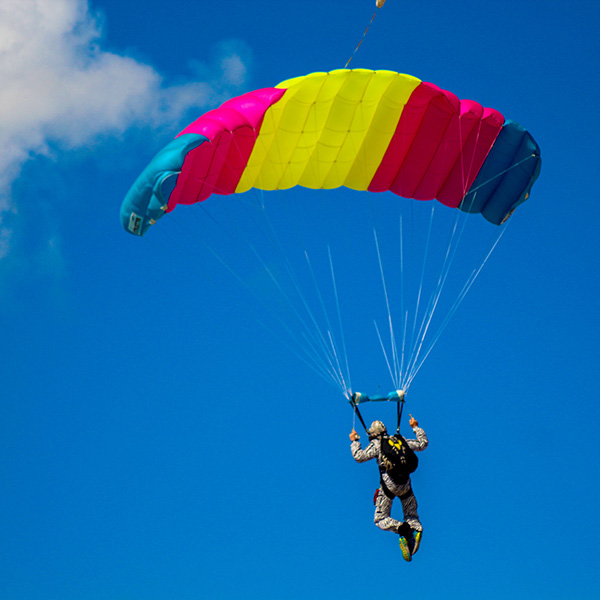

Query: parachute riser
[396,397,405,435]
[349,396,369,434]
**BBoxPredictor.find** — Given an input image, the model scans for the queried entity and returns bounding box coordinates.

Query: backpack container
[379,434,418,483]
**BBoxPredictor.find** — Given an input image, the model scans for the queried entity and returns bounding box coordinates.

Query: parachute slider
[351,389,405,404]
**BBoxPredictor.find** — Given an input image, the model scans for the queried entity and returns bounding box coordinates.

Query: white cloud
[0,0,252,260]
[1,1,153,179]
[218,40,250,87]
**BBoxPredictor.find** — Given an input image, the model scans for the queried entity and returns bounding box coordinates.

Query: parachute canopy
[121,69,541,236]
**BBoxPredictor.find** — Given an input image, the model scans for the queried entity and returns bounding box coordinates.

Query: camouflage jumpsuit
[351,426,428,533]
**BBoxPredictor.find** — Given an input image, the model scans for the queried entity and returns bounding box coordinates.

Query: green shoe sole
[412,531,422,555]
[399,536,412,562]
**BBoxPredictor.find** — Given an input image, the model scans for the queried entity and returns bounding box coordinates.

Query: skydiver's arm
[351,439,379,462]
[406,427,428,452]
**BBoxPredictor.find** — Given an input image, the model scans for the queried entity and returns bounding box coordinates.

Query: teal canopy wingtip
[120,134,208,236]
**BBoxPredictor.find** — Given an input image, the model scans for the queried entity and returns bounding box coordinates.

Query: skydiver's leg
[374,487,403,533]
[398,480,422,532]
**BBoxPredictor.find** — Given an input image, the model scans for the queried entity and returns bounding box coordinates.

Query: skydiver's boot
[397,523,413,562]
[398,535,412,561]
[411,530,422,555]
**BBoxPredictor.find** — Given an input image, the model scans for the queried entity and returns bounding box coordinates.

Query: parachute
[121,68,541,396]
[121,69,541,237]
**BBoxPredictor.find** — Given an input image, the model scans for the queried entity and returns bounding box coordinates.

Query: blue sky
[1,1,599,598]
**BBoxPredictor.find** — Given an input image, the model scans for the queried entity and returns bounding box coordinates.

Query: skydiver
[350,414,428,562]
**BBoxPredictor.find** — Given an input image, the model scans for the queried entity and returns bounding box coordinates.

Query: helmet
[368,420,387,438]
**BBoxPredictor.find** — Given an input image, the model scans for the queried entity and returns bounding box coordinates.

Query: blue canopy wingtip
[120,134,208,236]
